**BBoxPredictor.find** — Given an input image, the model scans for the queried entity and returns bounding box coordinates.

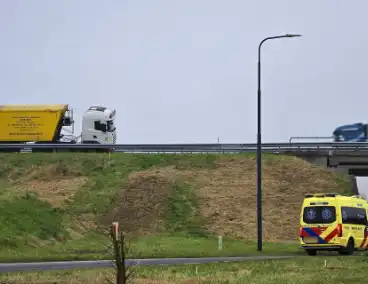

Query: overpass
[283,146,368,196]
[280,148,368,176]
[286,137,368,176]
[283,150,368,173]
[327,151,368,176]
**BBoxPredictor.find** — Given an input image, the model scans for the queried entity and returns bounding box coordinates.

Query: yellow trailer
[0,104,70,142]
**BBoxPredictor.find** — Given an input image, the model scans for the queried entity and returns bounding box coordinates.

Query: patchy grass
[0,152,352,262]
[1,256,367,283]
[0,194,68,248]
[166,181,207,237]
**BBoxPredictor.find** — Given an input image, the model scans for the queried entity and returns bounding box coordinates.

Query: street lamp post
[257,34,302,252]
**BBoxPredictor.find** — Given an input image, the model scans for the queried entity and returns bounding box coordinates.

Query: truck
[0,104,117,152]
[332,122,368,142]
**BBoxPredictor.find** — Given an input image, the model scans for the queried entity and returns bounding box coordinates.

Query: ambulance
[299,193,368,256]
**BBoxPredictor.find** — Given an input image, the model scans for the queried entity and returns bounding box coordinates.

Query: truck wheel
[305,249,317,256]
[339,238,355,255]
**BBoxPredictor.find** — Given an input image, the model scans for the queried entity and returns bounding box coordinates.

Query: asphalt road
[0,256,295,273]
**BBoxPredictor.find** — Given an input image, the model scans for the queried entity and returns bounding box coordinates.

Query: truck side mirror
[101,124,107,132]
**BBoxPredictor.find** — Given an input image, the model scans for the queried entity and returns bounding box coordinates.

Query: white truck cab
[81,106,117,144]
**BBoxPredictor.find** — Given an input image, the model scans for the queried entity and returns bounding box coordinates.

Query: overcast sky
[1,1,368,190]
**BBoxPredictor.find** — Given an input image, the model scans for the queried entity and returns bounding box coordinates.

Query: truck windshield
[107,120,115,132]
[333,126,365,142]
[334,130,364,142]
[303,206,336,224]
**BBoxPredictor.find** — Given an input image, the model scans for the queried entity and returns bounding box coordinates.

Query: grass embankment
[0,153,352,262]
[2,257,367,283]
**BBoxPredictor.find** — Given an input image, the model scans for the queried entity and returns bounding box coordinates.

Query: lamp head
[285,34,302,38]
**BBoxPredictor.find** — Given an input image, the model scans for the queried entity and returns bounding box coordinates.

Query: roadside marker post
[218,236,223,251]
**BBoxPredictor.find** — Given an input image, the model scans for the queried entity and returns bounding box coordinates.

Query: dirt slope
[196,155,350,241]
[0,153,351,244]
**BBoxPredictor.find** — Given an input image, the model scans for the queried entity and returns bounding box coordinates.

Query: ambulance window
[303,206,336,224]
[341,207,367,225]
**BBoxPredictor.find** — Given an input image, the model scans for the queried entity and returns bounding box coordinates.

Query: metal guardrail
[288,136,334,143]
[1,142,368,153]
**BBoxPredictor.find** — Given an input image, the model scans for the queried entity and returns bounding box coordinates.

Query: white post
[218,236,223,251]
[108,152,111,167]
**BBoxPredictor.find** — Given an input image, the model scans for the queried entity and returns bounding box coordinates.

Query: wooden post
[111,221,126,284]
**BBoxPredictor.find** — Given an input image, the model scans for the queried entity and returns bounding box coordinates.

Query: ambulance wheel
[305,249,317,256]
[339,238,355,255]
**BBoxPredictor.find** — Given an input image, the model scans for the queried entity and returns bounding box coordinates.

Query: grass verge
[1,256,367,283]
[0,235,301,263]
